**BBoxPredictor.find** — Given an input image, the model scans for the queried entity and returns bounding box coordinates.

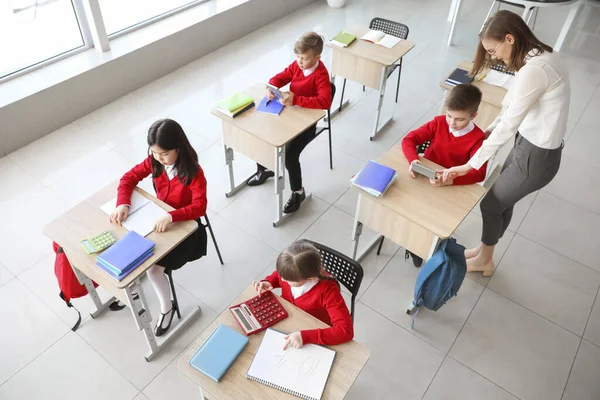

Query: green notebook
[330,31,357,47]
[216,93,254,113]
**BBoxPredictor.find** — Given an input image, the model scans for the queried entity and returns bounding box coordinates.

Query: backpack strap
[59,291,82,332]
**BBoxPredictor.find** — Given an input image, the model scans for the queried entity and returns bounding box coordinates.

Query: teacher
[440,10,570,277]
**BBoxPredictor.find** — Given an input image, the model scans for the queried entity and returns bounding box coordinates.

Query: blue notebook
[351,160,398,197]
[96,231,155,274]
[96,248,154,280]
[256,96,284,115]
[190,324,249,382]
[445,68,473,87]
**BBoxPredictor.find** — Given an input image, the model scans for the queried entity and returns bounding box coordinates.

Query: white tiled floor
[1,0,600,399]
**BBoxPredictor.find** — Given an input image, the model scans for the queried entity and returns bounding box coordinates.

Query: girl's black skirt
[159,219,207,271]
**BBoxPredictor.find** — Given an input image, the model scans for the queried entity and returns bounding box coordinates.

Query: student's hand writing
[279,92,294,107]
[438,164,472,182]
[154,214,172,233]
[252,280,273,296]
[265,87,276,101]
[408,160,420,178]
[283,331,303,350]
[110,205,129,225]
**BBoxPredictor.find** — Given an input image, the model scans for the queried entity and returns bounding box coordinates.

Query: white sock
[146,265,173,328]
[294,188,304,195]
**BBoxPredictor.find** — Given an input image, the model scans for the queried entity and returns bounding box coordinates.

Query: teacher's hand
[438,164,472,182]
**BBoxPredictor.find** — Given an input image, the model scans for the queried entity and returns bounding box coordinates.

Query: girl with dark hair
[439,10,570,277]
[252,240,353,349]
[110,118,208,337]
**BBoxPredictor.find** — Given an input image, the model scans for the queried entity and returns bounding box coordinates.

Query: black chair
[417,139,431,155]
[305,240,364,322]
[315,82,337,170]
[338,18,409,110]
[166,214,223,319]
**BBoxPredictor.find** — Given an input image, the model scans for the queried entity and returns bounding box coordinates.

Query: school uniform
[402,115,488,185]
[116,156,208,270]
[262,271,353,346]
[255,61,333,192]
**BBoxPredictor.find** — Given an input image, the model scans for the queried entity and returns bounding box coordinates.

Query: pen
[266,99,270,106]
[477,73,486,81]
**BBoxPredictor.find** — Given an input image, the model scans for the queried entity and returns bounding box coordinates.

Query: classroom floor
[1,0,600,399]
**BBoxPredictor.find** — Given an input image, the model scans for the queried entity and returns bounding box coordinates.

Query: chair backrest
[369,17,409,39]
[331,82,337,100]
[304,240,364,321]
[417,139,431,154]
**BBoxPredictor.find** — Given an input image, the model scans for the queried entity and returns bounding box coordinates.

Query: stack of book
[96,231,155,281]
[444,68,473,87]
[351,160,398,197]
[329,31,357,47]
[215,93,255,118]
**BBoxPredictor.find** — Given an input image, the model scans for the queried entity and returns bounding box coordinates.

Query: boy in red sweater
[401,83,487,266]
[246,32,333,214]
[253,240,353,349]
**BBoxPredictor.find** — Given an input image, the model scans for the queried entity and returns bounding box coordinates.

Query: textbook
[444,68,473,87]
[190,324,249,382]
[351,160,397,197]
[360,30,402,49]
[256,96,284,115]
[96,231,155,279]
[216,93,255,117]
[329,31,357,47]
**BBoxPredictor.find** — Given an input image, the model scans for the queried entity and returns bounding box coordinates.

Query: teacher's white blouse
[468,50,570,170]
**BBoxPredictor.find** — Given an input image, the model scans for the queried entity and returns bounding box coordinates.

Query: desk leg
[370,67,393,141]
[326,75,350,122]
[351,194,383,262]
[555,0,582,52]
[224,145,252,198]
[71,265,116,319]
[447,0,462,46]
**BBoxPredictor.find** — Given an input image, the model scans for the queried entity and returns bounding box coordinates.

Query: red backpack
[53,242,123,330]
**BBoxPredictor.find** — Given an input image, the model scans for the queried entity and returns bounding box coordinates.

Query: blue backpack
[411,238,466,326]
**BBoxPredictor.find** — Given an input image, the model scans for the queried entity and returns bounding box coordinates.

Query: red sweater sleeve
[300,285,354,346]
[168,167,208,222]
[263,270,282,289]
[268,64,294,89]
[452,142,488,186]
[116,157,153,207]
[293,69,332,110]
[401,119,438,164]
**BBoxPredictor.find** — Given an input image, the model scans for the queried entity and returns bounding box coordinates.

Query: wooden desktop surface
[178,284,370,400]
[43,182,197,292]
[327,26,415,66]
[440,61,508,108]
[211,84,325,148]
[353,146,486,239]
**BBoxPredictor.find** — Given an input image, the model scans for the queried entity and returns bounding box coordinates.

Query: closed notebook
[329,31,356,47]
[216,93,254,113]
[96,249,154,281]
[351,160,398,197]
[445,68,473,86]
[256,97,284,115]
[96,231,155,274]
[190,324,249,382]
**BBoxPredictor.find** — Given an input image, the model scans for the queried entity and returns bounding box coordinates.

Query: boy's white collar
[450,121,475,137]
[303,61,319,77]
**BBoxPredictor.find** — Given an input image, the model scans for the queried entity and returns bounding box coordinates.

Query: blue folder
[256,96,284,115]
[351,160,398,197]
[96,231,155,274]
[96,248,154,280]
[190,324,249,382]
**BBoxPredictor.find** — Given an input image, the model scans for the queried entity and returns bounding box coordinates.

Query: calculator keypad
[248,293,286,327]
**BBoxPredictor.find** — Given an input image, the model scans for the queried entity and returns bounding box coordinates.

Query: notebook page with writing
[247,329,336,400]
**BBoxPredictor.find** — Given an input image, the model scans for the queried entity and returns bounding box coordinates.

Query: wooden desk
[178,284,369,400]
[212,84,324,227]
[350,146,486,308]
[43,182,199,361]
[327,26,415,140]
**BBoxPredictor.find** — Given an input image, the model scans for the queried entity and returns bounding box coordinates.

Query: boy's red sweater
[116,156,207,222]
[269,61,332,109]
[401,116,488,185]
[263,271,354,346]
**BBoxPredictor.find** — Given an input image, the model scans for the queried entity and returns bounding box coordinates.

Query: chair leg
[166,271,181,319]
[339,79,347,112]
[376,236,385,255]
[204,215,224,265]
[395,63,402,103]
[362,85,365,92]
[328,110,333,170]
[480,0,498,33]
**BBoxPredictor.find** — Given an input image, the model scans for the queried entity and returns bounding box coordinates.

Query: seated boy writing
[246,32,332,214]
[401,83,487,266]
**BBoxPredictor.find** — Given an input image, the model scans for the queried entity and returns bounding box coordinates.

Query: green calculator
[81,230,116,254]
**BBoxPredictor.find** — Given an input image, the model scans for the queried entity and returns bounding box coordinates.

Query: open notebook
[247,329,336,400]
[100,190,166,237]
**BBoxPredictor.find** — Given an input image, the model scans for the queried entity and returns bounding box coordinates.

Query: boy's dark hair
[444,84,482,114]
[294,32,324,56]
[147,118,199,185]
[276,240,338,286]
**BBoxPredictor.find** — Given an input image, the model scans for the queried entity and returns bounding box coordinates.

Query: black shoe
[283,191,306,214]
[247,170,274,186]
[405,250,423,267]
[154,301,175,337]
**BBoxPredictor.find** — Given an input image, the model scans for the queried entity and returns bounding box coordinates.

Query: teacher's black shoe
[247,170,274,186]
[154,301,175,337]
[283,191,306,214]
[405,250,423,267]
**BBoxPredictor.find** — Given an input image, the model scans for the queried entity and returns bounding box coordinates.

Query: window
[99,0,201,36]
[0,0,84,78]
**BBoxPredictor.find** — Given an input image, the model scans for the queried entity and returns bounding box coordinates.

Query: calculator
[80,230,116,254]
[229,291,288,336]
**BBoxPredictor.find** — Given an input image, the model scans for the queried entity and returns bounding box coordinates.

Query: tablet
[412,162,438,180]
[266,83,284,99]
